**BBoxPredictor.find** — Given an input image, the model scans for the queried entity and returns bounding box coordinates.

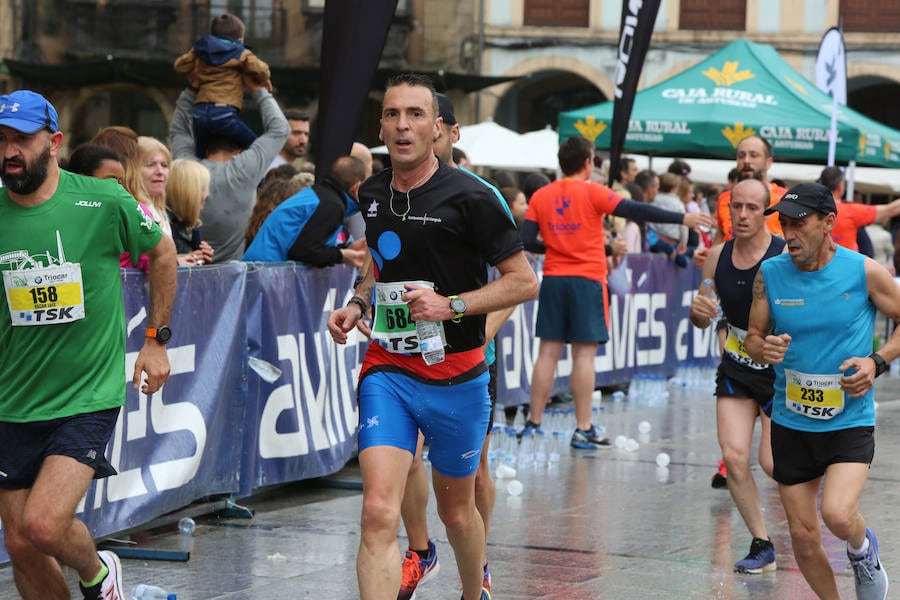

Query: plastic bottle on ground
[548,432,562,463]
[178,517,195,536]
[512,405,526,431]
[131,584,170,600]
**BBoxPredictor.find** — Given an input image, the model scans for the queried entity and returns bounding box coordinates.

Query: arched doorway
[848,76,900,131]
[69,86,170,149]
[493,69,607,133]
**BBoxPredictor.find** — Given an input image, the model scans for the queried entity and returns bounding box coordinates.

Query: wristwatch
[146,325,172,344]
[448,295,467,323]
[347,295,369,317]
[869,352,887,378]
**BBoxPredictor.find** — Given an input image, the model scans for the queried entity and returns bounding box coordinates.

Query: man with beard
[268,109,311,173]
[713,135,786,244]
[0,89,177,600]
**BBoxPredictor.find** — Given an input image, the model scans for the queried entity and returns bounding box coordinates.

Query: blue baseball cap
[0,90,59,134]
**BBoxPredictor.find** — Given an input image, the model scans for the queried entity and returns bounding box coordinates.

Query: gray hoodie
[171,87,289,262]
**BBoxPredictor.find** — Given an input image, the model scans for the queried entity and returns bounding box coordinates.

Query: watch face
[156,326,172,343]
[450,297,467,314]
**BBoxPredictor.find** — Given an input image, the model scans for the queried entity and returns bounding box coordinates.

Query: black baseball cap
[764,182,836,218]
[436,93,457,126]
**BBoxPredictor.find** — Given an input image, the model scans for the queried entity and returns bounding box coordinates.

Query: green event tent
[558,39,900,167]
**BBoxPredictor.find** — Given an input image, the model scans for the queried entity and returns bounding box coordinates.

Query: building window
[680,0,746,30]
[524,0,589,27]
[840,0,900,32]
[66,0,177,56]
[200,1,287,62]
[302,0,409,14]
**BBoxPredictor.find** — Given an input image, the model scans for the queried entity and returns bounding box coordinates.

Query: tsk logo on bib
[784,369,844,419]
[1,232,86,326]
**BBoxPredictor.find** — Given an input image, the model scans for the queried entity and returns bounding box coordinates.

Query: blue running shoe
[734,538,776,574]
[459,587,492,600]
[849,528,888,600]
[570,425,611,449]
[517,419,542,440]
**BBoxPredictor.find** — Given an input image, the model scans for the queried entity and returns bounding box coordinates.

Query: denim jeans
[192,103,257,158]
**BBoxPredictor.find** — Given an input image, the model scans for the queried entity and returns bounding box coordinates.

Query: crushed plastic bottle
[130,584,171,600]
[700,278,723,323]
[178,517,195,536]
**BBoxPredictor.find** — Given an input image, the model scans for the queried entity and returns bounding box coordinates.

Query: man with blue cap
[0,89,177,600]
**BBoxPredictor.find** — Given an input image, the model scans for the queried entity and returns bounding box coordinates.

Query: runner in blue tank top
[746,182,900,600]
[690,178,785,575]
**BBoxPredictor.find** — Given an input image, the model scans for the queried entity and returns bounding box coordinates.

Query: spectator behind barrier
[170,59,289,262]
[242,156,367,268]
[174,11,271,159]
[166,159,215,266]
[245,174,313,246]
[137,136,173,237]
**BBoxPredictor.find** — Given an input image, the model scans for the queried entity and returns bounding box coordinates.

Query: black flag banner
[315,0,399,182]
[607,0,662,187]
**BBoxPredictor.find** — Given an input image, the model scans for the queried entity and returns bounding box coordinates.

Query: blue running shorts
[358,370,491,478]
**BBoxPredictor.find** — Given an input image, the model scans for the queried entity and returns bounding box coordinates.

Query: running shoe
[516,419,542,440]
[397,539,440,600]
[570,425,611,449]
[459,588,492,600]
[79,550,124,600]
[711,459,728,489]
[734,538,776,574]
[482,563,491,594]
[849,528,889,600]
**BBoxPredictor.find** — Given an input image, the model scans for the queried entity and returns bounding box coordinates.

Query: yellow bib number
[784,369,844,420]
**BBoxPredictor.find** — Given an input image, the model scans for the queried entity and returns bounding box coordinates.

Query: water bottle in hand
[415,319,445,365]
[700,278,722,323]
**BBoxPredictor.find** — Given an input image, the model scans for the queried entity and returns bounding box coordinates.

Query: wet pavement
[4,370,900,599]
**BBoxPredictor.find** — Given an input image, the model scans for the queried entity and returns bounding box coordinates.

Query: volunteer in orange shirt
[818,166,900,252]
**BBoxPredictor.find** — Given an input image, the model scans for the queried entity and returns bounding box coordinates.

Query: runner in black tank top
[689,178,785,575]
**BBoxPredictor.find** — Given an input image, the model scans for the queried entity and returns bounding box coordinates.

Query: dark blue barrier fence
[0,254,715,562]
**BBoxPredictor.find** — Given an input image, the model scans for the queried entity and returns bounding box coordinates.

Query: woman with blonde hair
[138,136,173,236]
[166,159,215,265]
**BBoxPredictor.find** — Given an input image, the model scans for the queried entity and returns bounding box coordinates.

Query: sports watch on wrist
[146,325,172,344]
[869,352,887,378]
[448,295,467,323]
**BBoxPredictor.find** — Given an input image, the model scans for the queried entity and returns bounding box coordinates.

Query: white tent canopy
[371,121,558,171]
[371,123,900,193]
[633,156,900,194]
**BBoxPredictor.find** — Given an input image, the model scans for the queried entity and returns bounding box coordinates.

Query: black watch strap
[347,295,369,317]
[869,353,888,378]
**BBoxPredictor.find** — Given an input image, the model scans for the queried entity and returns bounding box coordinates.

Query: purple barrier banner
[0,253,713,564]
[84,264,248,538]
[494,253,718,406]
[241,263,365,495]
